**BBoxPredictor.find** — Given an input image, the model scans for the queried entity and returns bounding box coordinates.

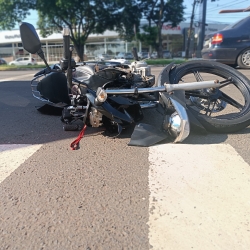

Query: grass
[145,58,186,65]
[0,64,44,71]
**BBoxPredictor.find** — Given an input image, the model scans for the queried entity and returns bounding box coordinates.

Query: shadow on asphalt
[0,80,87,145]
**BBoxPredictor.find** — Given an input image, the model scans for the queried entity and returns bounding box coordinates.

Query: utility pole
[196,0,207,57]
[185,0,197,59]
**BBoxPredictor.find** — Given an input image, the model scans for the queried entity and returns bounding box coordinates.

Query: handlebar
[33,65,63,77]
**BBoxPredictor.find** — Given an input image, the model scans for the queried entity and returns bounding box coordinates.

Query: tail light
[211,33,223,45]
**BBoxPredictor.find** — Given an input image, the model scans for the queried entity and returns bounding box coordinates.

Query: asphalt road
[1,67,250,249]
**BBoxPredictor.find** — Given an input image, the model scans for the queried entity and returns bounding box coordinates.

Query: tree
[113,1,142,42]
[0,0,142,61]
[137,25,158,51]
[0,0,34,30]
[139,0,185,57]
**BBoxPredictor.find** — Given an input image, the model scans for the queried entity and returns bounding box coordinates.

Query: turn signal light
[96,87,107,103]
[211,33,223,44]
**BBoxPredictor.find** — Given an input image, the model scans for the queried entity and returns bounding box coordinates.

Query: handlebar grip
[34,69,46,77]
[34,67,63,77]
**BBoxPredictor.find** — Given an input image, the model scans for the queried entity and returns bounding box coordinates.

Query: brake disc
[189,96,227,113]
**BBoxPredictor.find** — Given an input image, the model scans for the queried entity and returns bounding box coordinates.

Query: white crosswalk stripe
[1,142,250,248]
[0,144,42,183]
[148,143,250,249]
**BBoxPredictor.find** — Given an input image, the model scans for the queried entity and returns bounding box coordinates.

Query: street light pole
[197,0,207,57]
[185,0,197,59]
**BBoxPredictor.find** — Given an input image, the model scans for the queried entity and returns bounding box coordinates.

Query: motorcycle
[20,22,250,149]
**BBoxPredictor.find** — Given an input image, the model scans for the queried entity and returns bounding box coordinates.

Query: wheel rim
[189,95,227,113]
[176,67,249,119]
[241,49,250,67]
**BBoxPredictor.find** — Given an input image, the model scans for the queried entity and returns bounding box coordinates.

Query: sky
[20,0,250,29]
[184,0,250,24]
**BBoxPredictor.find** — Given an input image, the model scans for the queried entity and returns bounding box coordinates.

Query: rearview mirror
[20,22,41,54]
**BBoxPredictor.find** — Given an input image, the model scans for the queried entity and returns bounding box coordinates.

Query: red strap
[70,124,87,150]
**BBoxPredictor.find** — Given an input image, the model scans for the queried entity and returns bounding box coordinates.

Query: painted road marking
[0,144,42,183]
[0,73,35,83]
[148,144,250,250]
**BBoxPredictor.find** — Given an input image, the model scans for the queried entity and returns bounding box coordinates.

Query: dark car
[116,52,134,60]
[0,58,7,65]
[138,52,149,60]
[201,16,250,68]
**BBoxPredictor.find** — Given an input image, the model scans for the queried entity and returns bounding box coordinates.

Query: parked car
[138,52,149,60]
[150,52,158,59]
[163,50,172,59]
[109,58,131,65]
[0,58,7,65]
[8,57,37,65]
[95,54,112,61]
[116,52,134,60]
[201,16,250,69]
[101,60,130,69]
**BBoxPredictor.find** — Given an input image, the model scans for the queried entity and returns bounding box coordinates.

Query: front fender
[158,63,208,135]
[169,63,209,134]
[157,62,177,87]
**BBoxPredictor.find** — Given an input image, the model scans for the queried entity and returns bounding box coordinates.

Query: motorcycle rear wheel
[169,60,250,133]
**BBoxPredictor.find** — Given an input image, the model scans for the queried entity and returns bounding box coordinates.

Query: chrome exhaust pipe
[105,80,221,95]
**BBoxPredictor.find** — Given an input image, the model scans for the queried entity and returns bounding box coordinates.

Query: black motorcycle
[20,22,250,148]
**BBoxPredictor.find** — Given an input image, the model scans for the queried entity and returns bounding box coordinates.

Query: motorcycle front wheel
[168,60,250,133]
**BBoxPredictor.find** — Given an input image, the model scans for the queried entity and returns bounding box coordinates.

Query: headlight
[169,112,182,138]
[96,87,107,103]
[163,112,182,138]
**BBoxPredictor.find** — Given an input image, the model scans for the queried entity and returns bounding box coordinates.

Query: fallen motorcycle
[20,22,250,148]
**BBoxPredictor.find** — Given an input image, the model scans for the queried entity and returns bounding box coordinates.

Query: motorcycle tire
[168,60,250,133]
